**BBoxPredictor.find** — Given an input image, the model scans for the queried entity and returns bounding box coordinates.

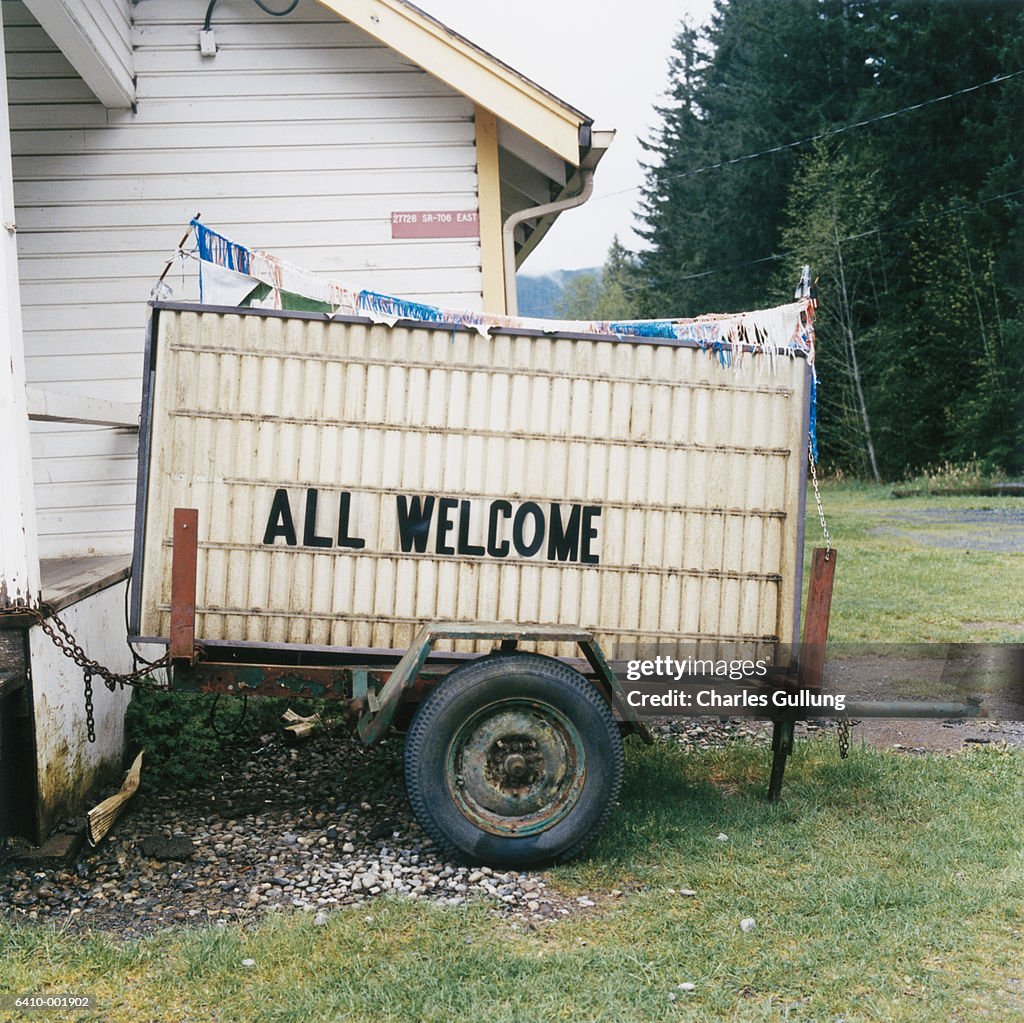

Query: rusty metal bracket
[173,661,371,700]
[356,622,650,746]
[170,508,199,665]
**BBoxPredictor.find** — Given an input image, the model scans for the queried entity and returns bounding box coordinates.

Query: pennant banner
[190,219,814,352]
[187,218,819,453]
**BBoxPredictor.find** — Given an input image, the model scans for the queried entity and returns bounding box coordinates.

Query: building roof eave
[315,0,590,165]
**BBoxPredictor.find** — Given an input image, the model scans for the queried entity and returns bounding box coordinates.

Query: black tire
[404,653,623,868]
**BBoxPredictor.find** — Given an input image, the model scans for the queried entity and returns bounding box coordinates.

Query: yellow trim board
[315,0,586,165]
[474,107,506,314]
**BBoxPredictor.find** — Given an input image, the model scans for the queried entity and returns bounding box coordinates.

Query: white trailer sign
[131,303,812,664]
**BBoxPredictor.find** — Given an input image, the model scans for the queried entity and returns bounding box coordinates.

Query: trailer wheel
[404,653,623,868]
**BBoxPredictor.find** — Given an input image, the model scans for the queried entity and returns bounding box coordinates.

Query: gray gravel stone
[137,835,195,861]
[2,722,762,937]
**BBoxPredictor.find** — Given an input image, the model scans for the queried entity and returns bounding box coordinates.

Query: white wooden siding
[3,0,483,558]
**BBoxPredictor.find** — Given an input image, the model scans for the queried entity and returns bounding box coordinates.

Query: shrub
[124,689,308,788]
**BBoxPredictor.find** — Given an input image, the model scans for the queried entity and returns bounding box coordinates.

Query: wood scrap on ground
[87,751,144,846]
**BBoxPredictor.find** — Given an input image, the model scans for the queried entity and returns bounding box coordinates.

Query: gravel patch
[872,506,1024,553]
[2,711,1018,937]
[0,734,595,936]
[1,719,758,936]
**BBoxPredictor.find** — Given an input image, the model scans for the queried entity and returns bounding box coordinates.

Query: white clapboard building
[0,0,611,844]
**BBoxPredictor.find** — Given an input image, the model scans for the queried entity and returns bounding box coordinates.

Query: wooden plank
[798,547,836,690]
[14,190,476,230]
[36,480,138,511]
[18,265,483,308]
[134,68,450,101]
[13,139,475,178]
[12,118,475,157]
[133,5,348,27]
[102,94,473,127]
[12,167,479,204]
[26,385,140,428]
[132,23,376,48]
[40,553,130,611]
[474,107,504,314]
[31,452,138,483]
[0,7,40,606]
[34,506,134,538]
[134,43,410,75]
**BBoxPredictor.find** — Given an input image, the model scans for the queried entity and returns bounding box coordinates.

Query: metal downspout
[501,168,595,316]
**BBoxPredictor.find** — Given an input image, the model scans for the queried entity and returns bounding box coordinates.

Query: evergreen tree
[638,0,1024,475]
[638,0,881,316]
[557,237,643,320]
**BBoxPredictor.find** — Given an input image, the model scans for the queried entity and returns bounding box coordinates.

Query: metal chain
[83,669,96,743]
[33,607,172,691]
[0,601,171,743]
[808,440,832,559]
[837,716,851,760]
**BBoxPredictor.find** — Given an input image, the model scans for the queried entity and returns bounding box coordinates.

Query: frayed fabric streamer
[188,219,818,437]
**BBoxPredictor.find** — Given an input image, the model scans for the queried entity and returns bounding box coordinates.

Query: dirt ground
[843,715,1023,752]
[818,648,1024,753]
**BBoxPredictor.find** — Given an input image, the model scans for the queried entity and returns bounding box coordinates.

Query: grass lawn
[2,484,1022,1022]
[809,482,1024,644]
[2,741,1021,1023]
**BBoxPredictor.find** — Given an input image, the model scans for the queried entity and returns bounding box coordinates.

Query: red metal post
[170,508,199,664]
[798,547,836,690]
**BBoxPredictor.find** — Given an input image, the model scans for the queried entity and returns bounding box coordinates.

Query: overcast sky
[416,0,718,275]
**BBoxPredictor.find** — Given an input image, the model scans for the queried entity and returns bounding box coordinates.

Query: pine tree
[637,0,1024,475]
[556,237,643,320]
[638,0,880,316]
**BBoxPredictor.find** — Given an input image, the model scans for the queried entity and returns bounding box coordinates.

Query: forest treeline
[559,0,1023,479]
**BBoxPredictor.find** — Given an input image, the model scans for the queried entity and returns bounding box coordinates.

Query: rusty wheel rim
[445,699,587,837]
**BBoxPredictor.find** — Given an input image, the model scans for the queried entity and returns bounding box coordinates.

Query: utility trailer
[128,300,976,866]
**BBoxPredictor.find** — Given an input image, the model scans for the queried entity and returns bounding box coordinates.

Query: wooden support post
[798,548,837,690]
[170,508,198,664]
[767,548,836,801]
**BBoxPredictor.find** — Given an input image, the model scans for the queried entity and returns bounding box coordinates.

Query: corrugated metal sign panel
[136,307,810,661]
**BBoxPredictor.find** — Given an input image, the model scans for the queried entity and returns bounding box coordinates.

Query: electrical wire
[207,693,251,740]
[592,69,1024,203]
[204,0,300,32]
[250,0,301,16]
[620,186,1024,295]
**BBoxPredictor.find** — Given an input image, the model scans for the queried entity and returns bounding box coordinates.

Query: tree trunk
[834,223,882,483]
